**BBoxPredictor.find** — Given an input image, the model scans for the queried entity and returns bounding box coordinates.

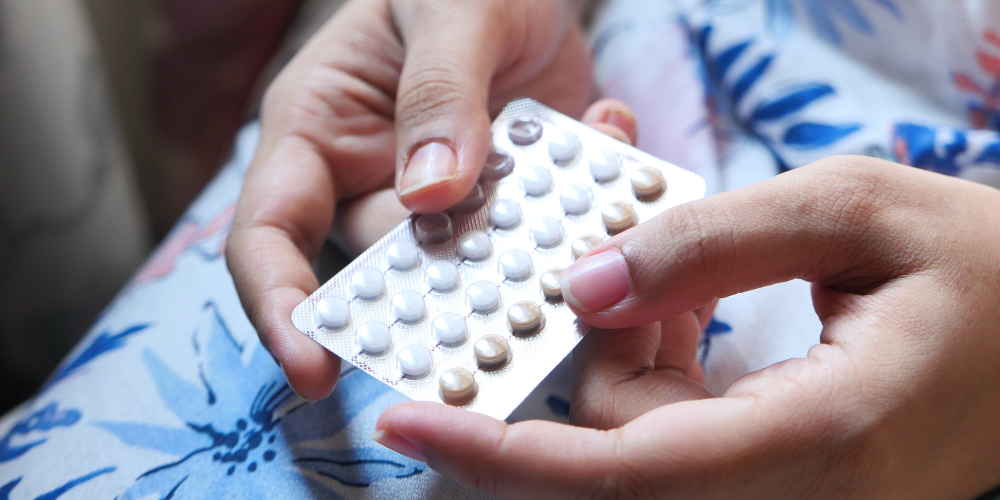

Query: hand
[226,0,597,400]
[375,153,1000,498]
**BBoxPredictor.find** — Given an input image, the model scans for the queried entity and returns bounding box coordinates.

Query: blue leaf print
[699,318,734,365]
[714,40,752,80]
[43,323,149,391]
[828,0,873,34]
[976,141,1000,164]
[0,467,115,500]
[0,403,80,464]
[765,0,902,44]
[732,55,774,107]
[544,395,570,417]
[766,0,796,39]
[869,0,902,19]
[783,122,861,149]
[294,448,424,487]
[751,84,835,122]
[893,123,966,176]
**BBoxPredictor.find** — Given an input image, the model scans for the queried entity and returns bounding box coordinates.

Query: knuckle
[395,64,468,126]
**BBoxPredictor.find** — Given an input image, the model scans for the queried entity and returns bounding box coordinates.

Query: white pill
[316,296,350,329]
[431,312,468,345]
[414,212,454,244]
[457,231,492,261]
[489,199,522,229]
[559,183,593,215]
[397,345,434,379]
[356,321,391,355]
[508,117,542,145]
[521,165,553,196]
[590,150,623,182]
[499,249,533,281]
[350,268,385,299]
[467,281,501,313]
[386,240,419,270]
[390,290,426,323]
[426,261,459,291]
[548,130,582,163]
[529,216,564,248]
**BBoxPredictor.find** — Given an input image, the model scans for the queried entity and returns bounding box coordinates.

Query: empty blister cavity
[548,130,581,164]
[415,212,454,244]
[386,240,420,270]
[457,231,492,261]
[474,334,511,370]
[602,202,638,234]
[571,235,603,261]
[426,261,459,291]
[350,268,385,300]
[540,269,564,301]
[432,312,468,345]
[467,281,501,313]
[390,290,426,323]
[452,184,486,213]
[316,296,350,329]
[489,199,522,229]
[481,150,514,180]
[560,183,593,215]
[508,301,544,337]
[508,117,542,145]
[397,345,434,379]
[499,249,533,281]
[439,367,478,405]
[590,150,623,182]
[357,321,392,355]
[631,166,666,201]
[530,216,564,248]
[520,165,553,196]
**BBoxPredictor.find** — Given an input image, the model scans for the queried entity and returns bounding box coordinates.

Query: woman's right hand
[225,0,598,401]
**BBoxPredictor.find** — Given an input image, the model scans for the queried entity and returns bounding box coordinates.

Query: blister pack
[291,98,706,420]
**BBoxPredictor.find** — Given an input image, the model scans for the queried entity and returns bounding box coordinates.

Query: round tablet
[397,345,434,379]
[426,261,459,291]
[316,296,350,329]
[474,334,511,370]
[386,240,419,270]
[431,312,468,345]
[356,321,391,355]
[631,166,666,200]
[507,301,544,337]
[529,216,564,248]
[414,212,454,244]
[571,234,603,261]
[548,130,582,163]
[602,202,638,234]
[350,268,385,300]
[451,184,486,213]
[540,269,564,301]
[508,117,542,145]
[499,249,533,281]
[466,281,501,313]
[390,290,426,323]
[559,183,593,215]
[590,150,623,182]
[481,149,514,180]
[439,367,478,405]
[489,199,523,229]
[457,231,492,261]
[520,165,553,197]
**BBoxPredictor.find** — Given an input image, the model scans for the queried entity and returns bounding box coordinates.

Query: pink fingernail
[601,109,635,135]
[370,429,427,462]
[399,142,458,197]
[560,250,631,313]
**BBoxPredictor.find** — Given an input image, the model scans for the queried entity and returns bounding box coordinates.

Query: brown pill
[439,367,478,406]
[507,302,545,337]
[602,202,638,234]
[540,269,564,301]
[571,235,603,261]
[451,183,486,213]
[631,166,666,200]
[414,212,454,244]
[481,149,515,180]
[474,334,511,370]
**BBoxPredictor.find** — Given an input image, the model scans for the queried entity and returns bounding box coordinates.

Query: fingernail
[399,142,459,197]
[560,250,631,313]
[371,429,427,462]
[601,108,635,135]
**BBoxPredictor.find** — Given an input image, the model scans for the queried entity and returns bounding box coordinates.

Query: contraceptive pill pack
[291,98,706,420]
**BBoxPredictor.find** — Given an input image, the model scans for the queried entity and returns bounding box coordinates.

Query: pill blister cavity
[457,231,492,261]
[474,334,511,370]
[386,240,420,270]
[521,165,553,197]
[508,117,542,145]
[467,281,501,313]
[590,150,623,183]
[415,212,454,244]
[571,235,603,261]
[489,199,523,229]
[530,216,564,248]
[439,367,478,406]
[390,290,426,323]
[602,202,638,235]
[350,268,385,300]
[508,301,544,337]
[452,184,486,213]
[432,312,468,345]
[426,261,460,291]
[357,321,392,355]
[316,296,350,329]
[481,150,514,180]
[548,130,582,164]
[397,345,434,379]
[499,249,533,281]
[631,166,666,201]
[540,269,564,301]
[559,183,593,215]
